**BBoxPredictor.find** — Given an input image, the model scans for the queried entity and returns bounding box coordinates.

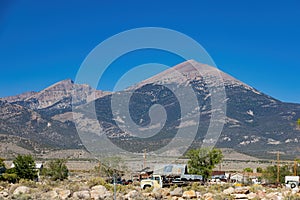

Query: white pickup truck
[285,176,299,189]
[140,174,165,189]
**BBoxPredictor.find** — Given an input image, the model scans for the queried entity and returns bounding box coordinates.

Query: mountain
[78,60,300,158]
[1,60,300,159]
[0,100,82,151]
[0,80,110,156]
[2,79,110,116]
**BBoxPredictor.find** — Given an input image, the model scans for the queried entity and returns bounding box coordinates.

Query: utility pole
[294,160,297,176]
[98,162,101,177]
[113,173,117,200]
[276,151,280,183]
[143,149,147,169]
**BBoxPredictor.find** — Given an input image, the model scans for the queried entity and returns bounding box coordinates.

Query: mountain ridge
[0,60,299,159]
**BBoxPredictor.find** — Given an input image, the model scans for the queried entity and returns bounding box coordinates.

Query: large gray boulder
[170,187,183,197]
[13,186,30,196]
[90,185,112,200]
[72,190,90,199]
[40,190,58,200]
[56,189,71,200]
[223,187,235,195]
[182,190,196,199]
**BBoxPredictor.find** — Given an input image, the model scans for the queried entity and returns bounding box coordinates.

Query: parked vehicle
[141,174,165,189]
[140,174,201,189]
[285,176,299,189]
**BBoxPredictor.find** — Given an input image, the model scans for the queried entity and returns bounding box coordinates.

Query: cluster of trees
[186,148,223,181]
[94,156,128,178]
[262,165,292,183]
[263,160,300,183]
[243,160,300,183]
[186,148,300,184]
[0,155,69,183]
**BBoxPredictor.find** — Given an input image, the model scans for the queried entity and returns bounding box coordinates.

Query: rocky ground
[0,176,299,200]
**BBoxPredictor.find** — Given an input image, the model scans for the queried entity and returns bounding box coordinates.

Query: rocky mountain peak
[2,79,110,110]
[129,60,248,90]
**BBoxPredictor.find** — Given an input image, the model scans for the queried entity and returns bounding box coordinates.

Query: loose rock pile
[0,182,300,199]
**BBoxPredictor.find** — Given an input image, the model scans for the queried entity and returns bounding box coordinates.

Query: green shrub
[37,184,52,193]
[1,173,18,183]
[12,193,32,200]
[13,155,37,181]
[243,167,253,173]
[0,157,5,168]
[87,177,107,188]
[190,182,206,192]
[19,179,37,188]
[42,159,68,181]
[170,184,178,191]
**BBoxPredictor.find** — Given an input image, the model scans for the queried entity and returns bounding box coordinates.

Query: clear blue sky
[0,0,299,103]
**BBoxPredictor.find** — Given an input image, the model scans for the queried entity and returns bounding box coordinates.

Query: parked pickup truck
[141,174,167,189]
[285,176,299,189]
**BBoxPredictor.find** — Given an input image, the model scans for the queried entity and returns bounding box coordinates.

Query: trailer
[140,173,203,189]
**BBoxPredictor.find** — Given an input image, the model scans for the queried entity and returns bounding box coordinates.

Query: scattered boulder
[13,186,30,196]
[56,189,71,200]
[172,197,185,200]
[232,193,248,199]
[256,190,266,199]
[266,192,281,200]
[41,190,58,200]
[170,187,183,197]
[203,192,213,200]
[247,192,257,199]
[182,190,196,199]
[90,185,111,200]
[152,188,163,199]
[0,190,9,198]
[73,190,90,199]
[223,187,235,195]
[196,191,202,198]
[125,190,139,200]
[234,187,250,194]
[142,192,151,197]
[282,189,291,197]
[160,188,170,197]
[91,185,107,192]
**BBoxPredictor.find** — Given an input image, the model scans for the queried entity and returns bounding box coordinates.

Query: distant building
[211,171,227,182]
[230,173,246,183]
[230,172,262,184]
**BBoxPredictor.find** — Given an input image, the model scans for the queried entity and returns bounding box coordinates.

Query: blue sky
[0,0,299,103]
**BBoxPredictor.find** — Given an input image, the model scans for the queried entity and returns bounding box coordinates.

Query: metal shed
[154,164,187,176]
